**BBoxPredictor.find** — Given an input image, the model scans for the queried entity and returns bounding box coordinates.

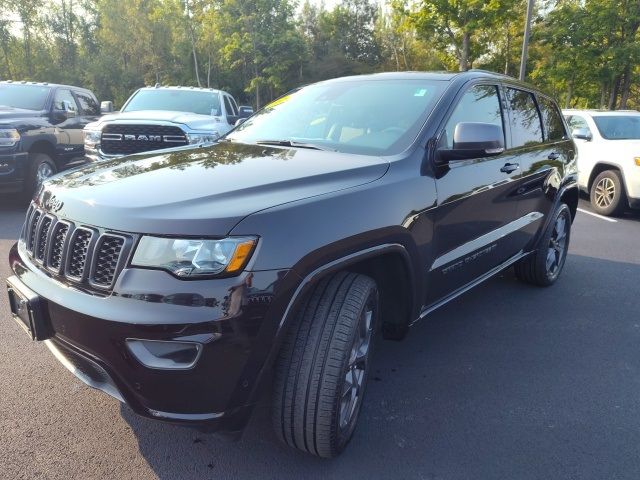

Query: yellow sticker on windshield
[265,94,291,109]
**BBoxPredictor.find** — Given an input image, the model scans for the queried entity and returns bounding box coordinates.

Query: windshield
[123,89,222,116]
[226,79,447,155]
[0,84,51,111]
[592,115,640,140]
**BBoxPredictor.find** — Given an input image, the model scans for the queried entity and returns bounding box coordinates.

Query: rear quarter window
[538,96,566,141]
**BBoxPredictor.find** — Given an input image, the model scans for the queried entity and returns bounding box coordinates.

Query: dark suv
[6,71,578,458]
[0,81,105,197]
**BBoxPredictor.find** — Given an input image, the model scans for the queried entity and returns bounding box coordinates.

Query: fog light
[126,339,202,370]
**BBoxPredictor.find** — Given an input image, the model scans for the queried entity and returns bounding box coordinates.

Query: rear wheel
[24,152,56,199]
[272,271,378,458]
[590,169,626,216]
[515,203,571,287]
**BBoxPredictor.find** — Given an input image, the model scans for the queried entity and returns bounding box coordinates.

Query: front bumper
[8,242,295,430]
[0,151,28,193]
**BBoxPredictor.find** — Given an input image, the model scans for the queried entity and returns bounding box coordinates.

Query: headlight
[84,128,102,147]
[132,236,257,278]
[187,132,219,145]
[635,157,640,166]
[0,128,20,147]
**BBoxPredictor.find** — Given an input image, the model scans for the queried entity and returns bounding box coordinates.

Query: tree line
[0,0,638,110]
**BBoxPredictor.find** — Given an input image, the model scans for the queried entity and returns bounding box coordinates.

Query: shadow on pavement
[121,254,640,480]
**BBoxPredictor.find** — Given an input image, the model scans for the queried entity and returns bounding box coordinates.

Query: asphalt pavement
[1,196,639,480]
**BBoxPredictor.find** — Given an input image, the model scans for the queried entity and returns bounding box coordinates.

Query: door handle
[500,162,519,174]
[548,152,560,160]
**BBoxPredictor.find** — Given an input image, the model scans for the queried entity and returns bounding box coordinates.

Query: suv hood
[39,142,389,236]
[95,110,222,131]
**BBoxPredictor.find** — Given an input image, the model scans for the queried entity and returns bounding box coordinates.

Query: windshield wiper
[255,139,328,151]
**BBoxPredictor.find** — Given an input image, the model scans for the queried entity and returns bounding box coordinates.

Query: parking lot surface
[1,197,639,480]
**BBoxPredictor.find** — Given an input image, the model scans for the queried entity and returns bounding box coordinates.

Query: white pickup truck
[84,85,253,161]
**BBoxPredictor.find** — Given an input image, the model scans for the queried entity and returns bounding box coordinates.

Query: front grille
[100,124,188,155]
[48,222,69,272]
[22,206,133,291]
[66,228,93,279]
[92,235,125,287]
[35,216,53,262]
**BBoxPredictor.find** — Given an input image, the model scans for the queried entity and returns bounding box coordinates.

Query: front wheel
[590,169,626,216]
[515,203,571,287]
[24,152,57,199]
[272,271,379,458]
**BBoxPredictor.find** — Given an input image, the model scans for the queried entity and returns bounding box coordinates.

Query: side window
[538,96,566,141]
[223,96,237,117]
[566,115,591,134]
[74,91,99,115]
[52,89,77,112]
[441,84,504,149]
[230,96,239,114]
[506,88,543,147]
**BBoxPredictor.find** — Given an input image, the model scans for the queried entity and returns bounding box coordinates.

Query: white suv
[563,109,640,215]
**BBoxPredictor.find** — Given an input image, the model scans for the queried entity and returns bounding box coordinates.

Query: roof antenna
[154,83,161,88]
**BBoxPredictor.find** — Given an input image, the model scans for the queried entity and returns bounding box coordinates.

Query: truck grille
[22,205,133,291]
[100,124,188,156]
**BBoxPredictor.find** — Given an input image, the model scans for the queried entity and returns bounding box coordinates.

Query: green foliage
[0,0,638,110]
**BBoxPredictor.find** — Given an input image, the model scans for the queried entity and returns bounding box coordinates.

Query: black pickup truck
[0,81,105,197]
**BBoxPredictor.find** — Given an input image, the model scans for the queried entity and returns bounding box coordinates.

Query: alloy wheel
[594,177,615,208]
[36,162,54,188]
[546,213,568,278]
[339,302,374,431]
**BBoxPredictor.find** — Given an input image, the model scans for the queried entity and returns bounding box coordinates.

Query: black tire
[272,271,379,458]
[515,203,571,287]
[24,152,57,200]
[590,169,626,216]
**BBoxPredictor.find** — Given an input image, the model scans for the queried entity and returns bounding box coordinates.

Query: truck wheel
[272,271,379,458]
[25,152,57,199]
[590,170,626,216]
[515,203,571,287]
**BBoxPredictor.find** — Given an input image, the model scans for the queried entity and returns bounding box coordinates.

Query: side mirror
[238,106,254,119]
[100,101,114,114]
[54,100,76,119]
[571,127,592,141]
[235,118,247,127]
[437,122,505,162]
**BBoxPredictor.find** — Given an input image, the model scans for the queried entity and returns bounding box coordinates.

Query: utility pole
[519,0,535,81]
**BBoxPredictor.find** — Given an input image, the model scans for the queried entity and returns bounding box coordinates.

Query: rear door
[426,83,523,305]
[504,88,572,250]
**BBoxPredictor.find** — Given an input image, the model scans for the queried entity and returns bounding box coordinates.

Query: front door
[425,84,523,306]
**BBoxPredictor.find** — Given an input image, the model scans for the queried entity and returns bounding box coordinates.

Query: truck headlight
[0,128,20,147]
[84,128,102,147]
[187,132,219,145]
[132,236,257,278]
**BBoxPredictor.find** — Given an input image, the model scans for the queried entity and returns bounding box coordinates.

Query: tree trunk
[600,82,607,109]
[459,31,470,71]
[191,41,201,87]
[608,75,621,110]
[504,31,510,75]
[565,79,573,109]
[619,64,632,109]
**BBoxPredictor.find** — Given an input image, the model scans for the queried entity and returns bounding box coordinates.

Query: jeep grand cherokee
[6,71,578,458]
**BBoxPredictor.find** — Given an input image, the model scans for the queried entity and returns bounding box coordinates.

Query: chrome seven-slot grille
[22,205,133,290]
